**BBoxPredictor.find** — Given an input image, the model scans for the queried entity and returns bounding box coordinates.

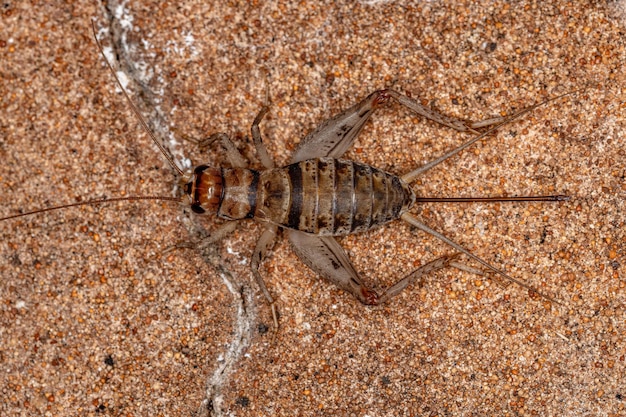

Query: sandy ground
[1,1,625,415]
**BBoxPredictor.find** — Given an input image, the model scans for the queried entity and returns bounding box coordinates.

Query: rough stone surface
[1,1,625,416]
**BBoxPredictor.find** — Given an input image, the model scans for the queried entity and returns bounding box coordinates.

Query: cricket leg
[164,221,239,252]
[290,90,392,162]
[400,212,559,304]
[251,105,274,169]
[250,224,280,329]
[400,89,583,182]
[287,230,379,305]
[291,89,489,163]
[384,89,479,134]
[191,132,248,169]
[185,104,275,169]
[377,254,460,304]
[287,231,484,307]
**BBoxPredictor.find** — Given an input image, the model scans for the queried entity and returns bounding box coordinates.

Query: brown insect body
[5,25,574,328]
[187,158,414,236]
[181,87,572,323]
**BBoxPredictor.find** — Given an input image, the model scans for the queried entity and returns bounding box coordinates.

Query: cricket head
[183,165,223,215]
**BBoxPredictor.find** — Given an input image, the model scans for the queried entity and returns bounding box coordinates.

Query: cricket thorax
[186,165,261,219]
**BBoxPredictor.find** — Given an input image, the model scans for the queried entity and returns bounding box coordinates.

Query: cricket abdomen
[255,157,415,236]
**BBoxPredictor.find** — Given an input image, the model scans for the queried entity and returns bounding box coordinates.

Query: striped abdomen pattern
[255,157,414,236]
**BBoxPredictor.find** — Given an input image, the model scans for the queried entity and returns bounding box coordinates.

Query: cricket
[0,21,578,329]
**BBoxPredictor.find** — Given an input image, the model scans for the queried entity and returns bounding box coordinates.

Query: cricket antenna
[91,20,185,177]
[1,196,183,222]
[415,195,571,203]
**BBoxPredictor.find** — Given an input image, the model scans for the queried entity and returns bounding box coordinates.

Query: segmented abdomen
[254,157,415,236]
